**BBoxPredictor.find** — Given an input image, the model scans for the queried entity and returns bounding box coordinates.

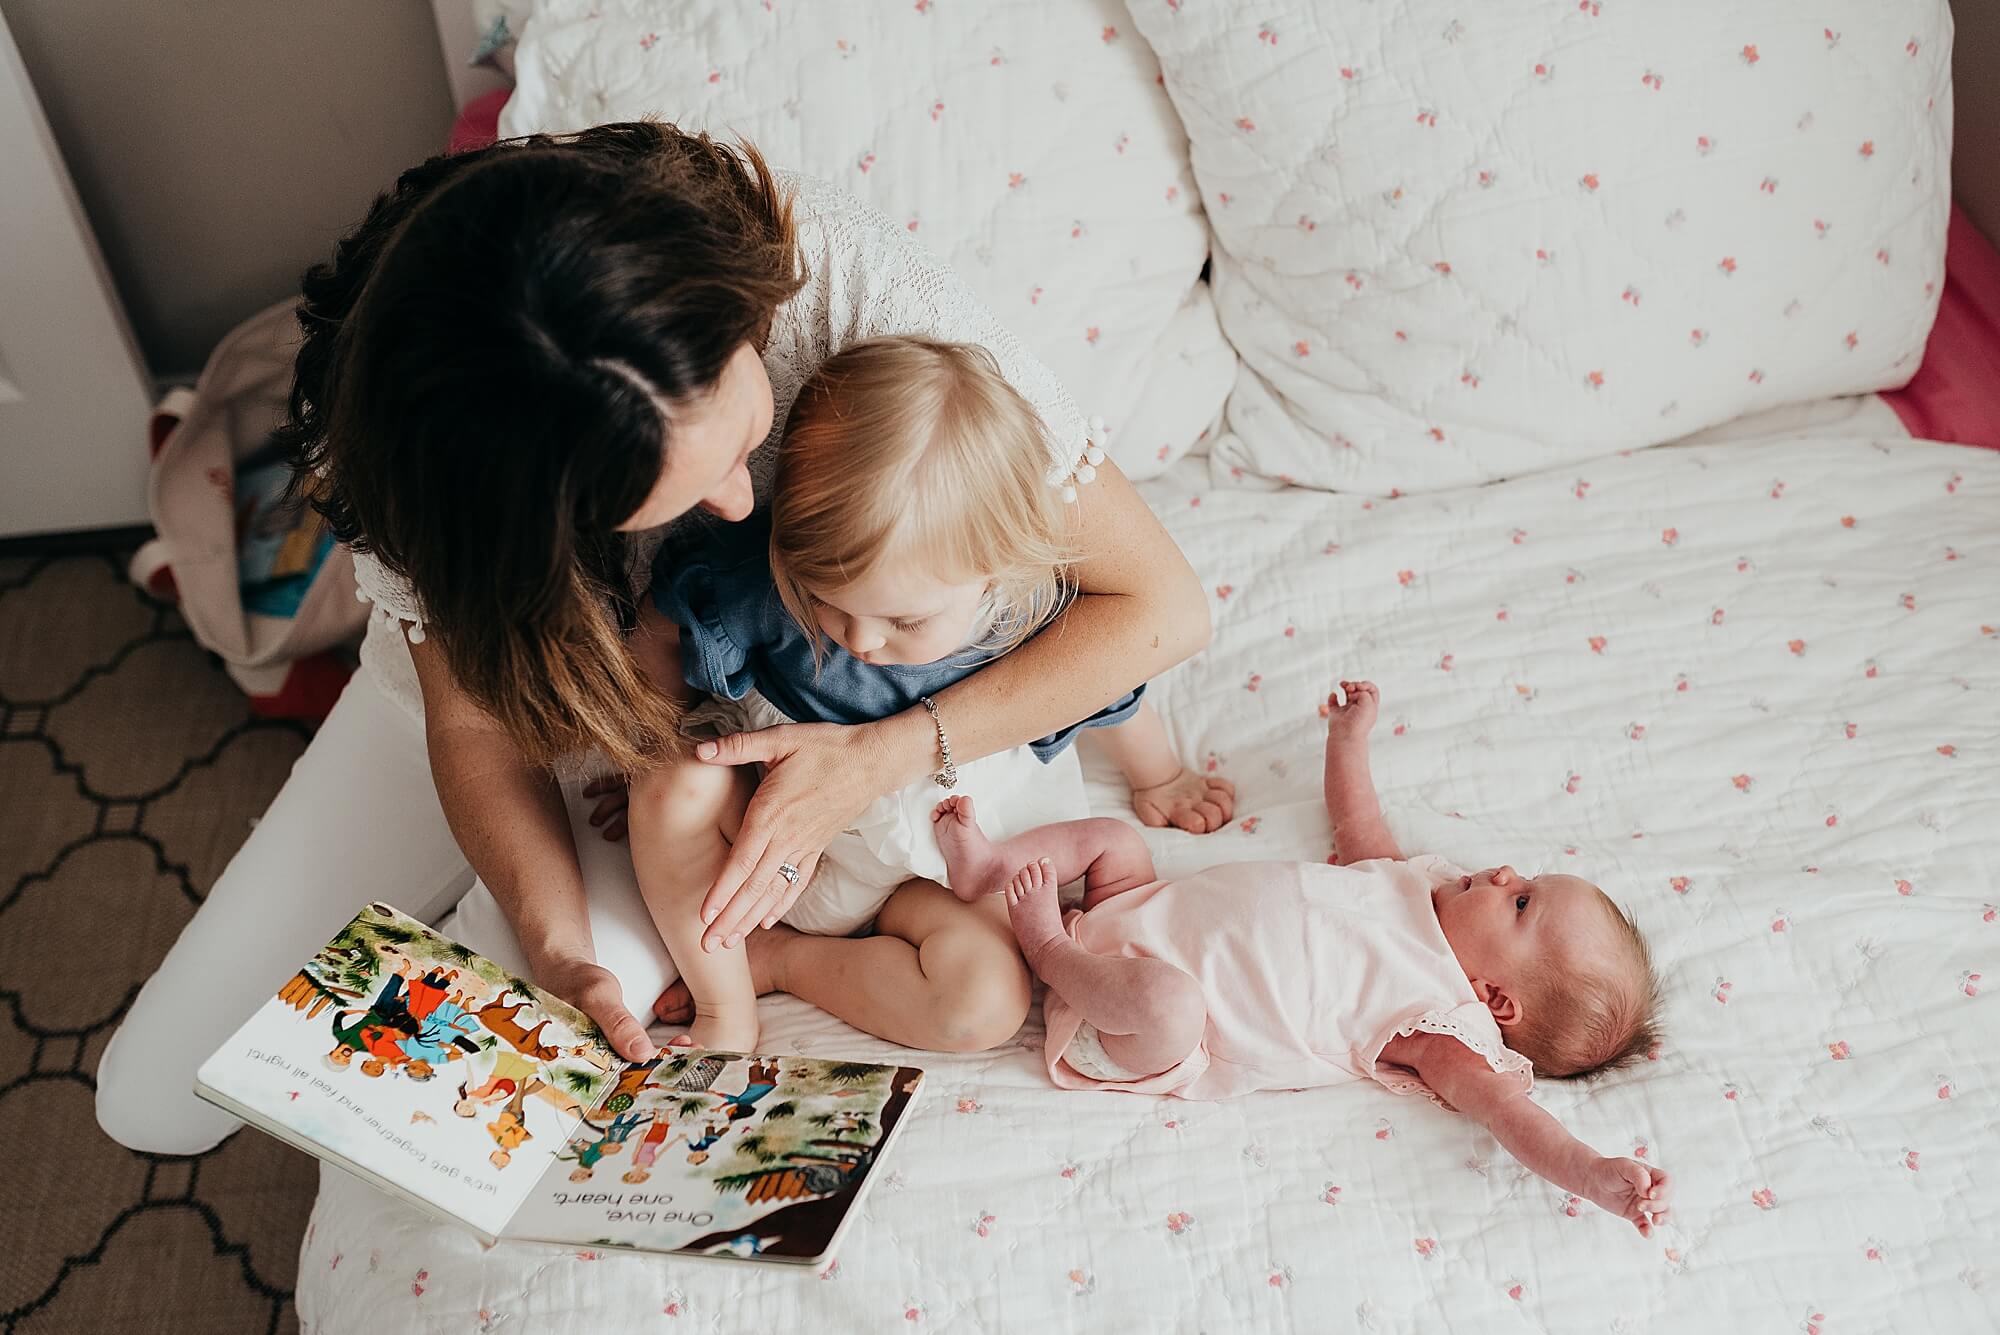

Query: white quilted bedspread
[297,425,1998,1333]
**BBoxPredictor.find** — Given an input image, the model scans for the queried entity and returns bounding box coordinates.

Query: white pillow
[502,0,1235,478]
[1128,1,1953,493]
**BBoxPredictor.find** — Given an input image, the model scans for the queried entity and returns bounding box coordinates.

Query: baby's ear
[1470,978,1523,1027]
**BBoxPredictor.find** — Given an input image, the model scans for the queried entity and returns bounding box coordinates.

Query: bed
[299,5,1997,1330]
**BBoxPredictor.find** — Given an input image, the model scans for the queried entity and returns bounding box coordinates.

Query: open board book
[195,903,924,1265]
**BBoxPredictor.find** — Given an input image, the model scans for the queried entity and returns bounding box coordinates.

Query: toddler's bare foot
[680,1003,760,1055]
[651,925,797,1025]
[1133,768,1238,834]
[932,796,1009,901]
[1005,858,1067,965]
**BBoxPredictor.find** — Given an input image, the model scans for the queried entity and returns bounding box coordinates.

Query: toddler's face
[808,563,990,666]
[1433,866,1619,1001]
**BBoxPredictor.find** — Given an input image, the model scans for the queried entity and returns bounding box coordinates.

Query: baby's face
[1433,866,1618,999]
[808,563,990,666]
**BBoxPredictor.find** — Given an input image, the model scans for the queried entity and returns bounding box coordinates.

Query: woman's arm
[1388,1032,1673,1235]
[692,455,1209,946]
[408,635,656,1060]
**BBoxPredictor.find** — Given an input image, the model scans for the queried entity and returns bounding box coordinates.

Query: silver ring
[776,862,801,886]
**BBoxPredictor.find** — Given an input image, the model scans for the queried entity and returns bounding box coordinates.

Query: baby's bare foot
[1005,858,1067,961]
[932,796,1008,901]
[1133,767,1238,834]
[679,1003,760,1056]
[651,925,796,1025]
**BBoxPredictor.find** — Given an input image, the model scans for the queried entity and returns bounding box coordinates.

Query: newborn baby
[935,680,1672,1233]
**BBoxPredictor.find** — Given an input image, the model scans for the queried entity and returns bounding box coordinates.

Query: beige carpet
[1,551,318,1334]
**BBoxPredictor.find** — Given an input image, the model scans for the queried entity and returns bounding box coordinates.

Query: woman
[95,122,1207,1155]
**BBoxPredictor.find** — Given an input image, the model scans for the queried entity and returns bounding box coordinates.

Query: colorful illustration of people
[711,1059,781,1124]
[557,1111,652,1181]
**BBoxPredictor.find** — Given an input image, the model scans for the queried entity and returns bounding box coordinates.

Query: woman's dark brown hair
[280,121,803,772]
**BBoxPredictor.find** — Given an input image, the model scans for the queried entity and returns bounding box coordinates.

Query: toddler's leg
[1004,859,1206,1078]
[628,760,761,1051]
[933,797,1155,909]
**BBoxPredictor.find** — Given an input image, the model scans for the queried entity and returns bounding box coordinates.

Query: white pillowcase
[1129,0,1953,493]
[501,0,1235,478]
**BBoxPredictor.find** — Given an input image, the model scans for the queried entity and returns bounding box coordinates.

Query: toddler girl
[933,680,1674,1234]
[627,336,1234,1052]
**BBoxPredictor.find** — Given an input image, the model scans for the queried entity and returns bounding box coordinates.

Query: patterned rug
[1,551,318,1334]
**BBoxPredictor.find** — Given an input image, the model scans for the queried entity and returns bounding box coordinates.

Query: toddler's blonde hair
[770,336,1075,663]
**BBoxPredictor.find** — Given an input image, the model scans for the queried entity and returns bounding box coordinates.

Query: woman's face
[617,344,774,531]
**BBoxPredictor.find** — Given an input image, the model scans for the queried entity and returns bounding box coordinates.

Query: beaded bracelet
[919,695,958,789]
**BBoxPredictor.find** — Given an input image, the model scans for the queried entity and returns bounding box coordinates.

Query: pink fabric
[446,87,511,155]
[1880,205,2000,450]
[1041,855,1533,1102]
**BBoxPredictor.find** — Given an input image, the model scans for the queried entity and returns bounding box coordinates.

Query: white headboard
[429,0,511,110]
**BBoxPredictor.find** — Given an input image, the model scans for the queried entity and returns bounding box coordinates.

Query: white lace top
[350,169,1095,721]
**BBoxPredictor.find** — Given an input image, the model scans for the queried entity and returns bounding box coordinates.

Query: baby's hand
[1324,680,1379,745]
[1584,1157,1672,1235]
[1133,766,1236,834]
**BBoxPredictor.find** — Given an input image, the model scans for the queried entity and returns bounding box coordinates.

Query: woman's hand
[692,718,916,951]
[526,949,657,1062]
[582,774,630,842]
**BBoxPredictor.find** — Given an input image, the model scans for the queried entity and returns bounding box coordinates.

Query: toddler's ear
[1470,978,1523,1027]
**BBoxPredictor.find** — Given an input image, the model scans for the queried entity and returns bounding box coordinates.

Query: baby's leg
[1004,859,1206,1078]
[933,797,1156,910]
[628,759,762,1051]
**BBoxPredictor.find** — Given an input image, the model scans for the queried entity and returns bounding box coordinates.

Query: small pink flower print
[1804,1310,1827,1335]
[1028,286,1043,305]
[1815,219,1832,239]
[1938,744,1958,758]
[1240,817,1261,835]
[1257,24,1278,45]
[1697,134,1717,156]
[1578,0,1600,15]
[1904,1149,1921,1171]
[1621,286,1642,307]
[1322,1183,1343,1205]
[1588,635,1608,654]
[1859,140,1875,158]
[1214,584,1233,600]
[1829,1041,1851,1060]
[1690,328,1709,348]
[1741,44,1760,66]
[914,0,931,11]
[1084,327,1100,346]
[820,1262,840,1281]
[1960,971,1982,997]
[1825,813,1839,828]
[1267,1267,1292,1290]
[1723,1082,1741,1101]
[1561,1195,1583,1218]
[1344,271,1364,291]
[1006,171,1025,189]
[1938,1076,1956,1099]
[1752,1187,1777,1210]
[1642,71,1664,91]
[1865,660,1879,678]
[1246,673,1262,692]
[1712,607,1727,626]
[1294,340,1310,358]
[1414,1236,1439,1258]
[1461,371,1481,388]
[664,1290,688,1316]
[707,70,722,84]
[857,152,876,174]
[1510,528,1528,546]
[1760,176,1779,195]
[1415,109,1438,128]
[1397,569,1417,587]
[1437,653,1455,673]
[1629,723,1647,741]
[1067,1268,1095,1295]
[1564,772,1582,795]
[1661,526,1681,547]
[1749,368,1766,384]
[1165,1211,1196,1235]
[1825,27,1841,47]
[1947,472,1963,494]
[1069,220,1086,239]
[1507,1281,1527,1301]
[1895,879,1914,896]
[1236,116,1257,133]
[1670,876,1692,895]
[1901,592,1918,611]
[973,1212,996,1237]
[1340,66,1359,80]
[1867,1240,1887,1261]
[930,100,944,122]
[1877,248,1891,265]
[1432,260,1452,275]
[1844,722,1858,739]
[1718,256,1738,276]
[412,1269,429,1298]
[1392,719,1409,736]
[1100,25,1118,42]
[1713,977,1733,1003]
[329,1253,341,1272]
[1374,1119,1394,1141]
[906,217,920,232]
[638,32,658,50]
[1908,37,1921,56]
[956,1097,980,1114]
[1533,61,1554,81]
[1771,911,1790,934]
[1585,369,1606,389]
[1217,191,1232,206]
[904,1304,922,1322]
[1788,639,1807,656]
[1845,331,1859,350]
[1580,172,1601,192]
[1676,673,1692,693]
[1573,479,1591,500]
